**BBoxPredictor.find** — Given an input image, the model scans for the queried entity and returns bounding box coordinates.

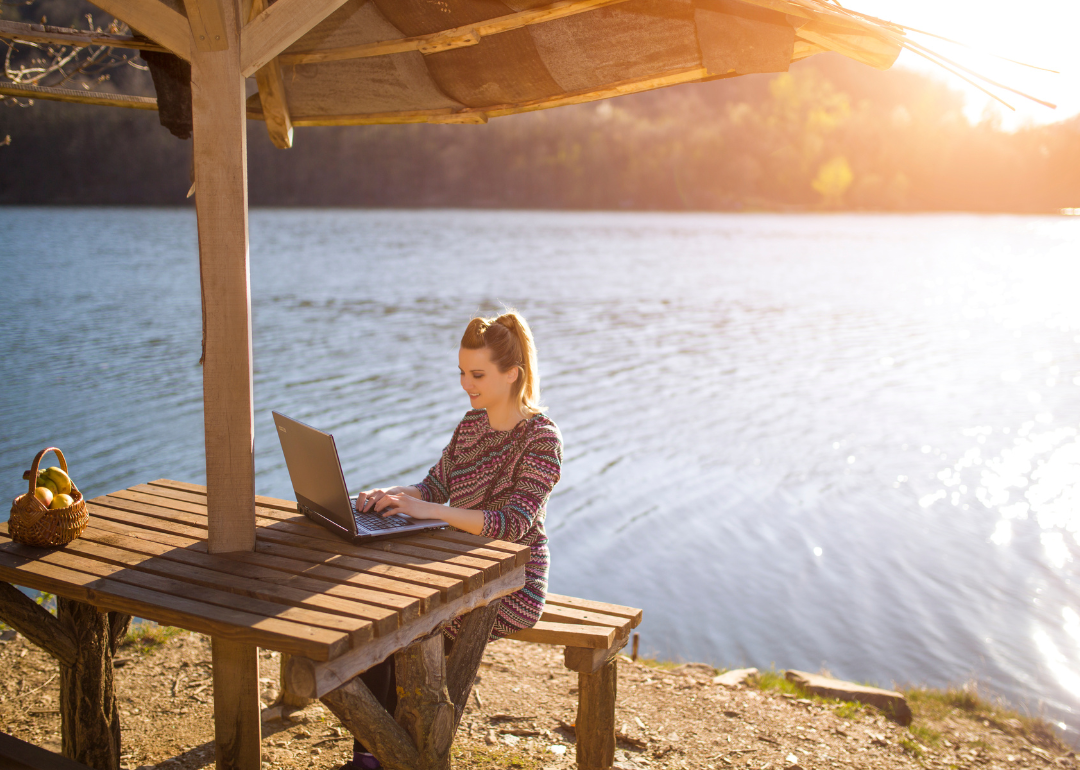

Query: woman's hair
[461,309,544,417]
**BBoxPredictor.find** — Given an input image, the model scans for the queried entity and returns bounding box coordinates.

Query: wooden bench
[506,594,643,770]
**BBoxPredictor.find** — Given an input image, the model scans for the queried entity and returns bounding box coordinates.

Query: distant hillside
[2,51,1079,211]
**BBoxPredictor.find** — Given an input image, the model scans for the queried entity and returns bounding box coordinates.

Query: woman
[342,310,562,770]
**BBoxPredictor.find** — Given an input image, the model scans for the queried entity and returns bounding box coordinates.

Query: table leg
[56,597,130,770]
[211,638,261,770]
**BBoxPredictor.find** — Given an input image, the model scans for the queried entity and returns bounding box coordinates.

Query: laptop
[272,411,447,543]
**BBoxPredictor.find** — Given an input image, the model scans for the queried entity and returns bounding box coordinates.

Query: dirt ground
[0,627,1074,770]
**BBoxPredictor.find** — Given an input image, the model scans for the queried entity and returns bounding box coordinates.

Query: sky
[846,0,1080,130]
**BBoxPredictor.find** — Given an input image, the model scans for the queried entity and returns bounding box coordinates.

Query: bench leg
[575,657,617,770]
[57,597,130,770]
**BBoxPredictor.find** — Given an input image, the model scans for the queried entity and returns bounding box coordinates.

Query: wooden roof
[1,0,903,148]
[237,0,902,128]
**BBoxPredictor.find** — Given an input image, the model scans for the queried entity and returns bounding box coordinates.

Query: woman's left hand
[373,493,443,521]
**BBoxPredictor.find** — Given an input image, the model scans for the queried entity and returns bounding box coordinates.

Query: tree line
[2,52,1078,212]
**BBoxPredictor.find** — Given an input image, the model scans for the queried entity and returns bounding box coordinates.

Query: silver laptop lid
[272,411,357,535]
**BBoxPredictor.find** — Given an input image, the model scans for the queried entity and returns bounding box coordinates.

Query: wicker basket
[9,447,88,548]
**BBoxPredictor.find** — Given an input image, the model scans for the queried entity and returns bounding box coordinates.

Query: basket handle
[24,447,69,498]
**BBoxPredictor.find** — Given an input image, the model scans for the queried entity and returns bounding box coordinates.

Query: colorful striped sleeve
[414,423,460,505]
[480,426,562,543]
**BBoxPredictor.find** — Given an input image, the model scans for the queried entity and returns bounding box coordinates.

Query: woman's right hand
[356,486,417,513]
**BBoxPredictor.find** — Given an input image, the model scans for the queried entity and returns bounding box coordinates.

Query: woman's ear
[506,366,520,384]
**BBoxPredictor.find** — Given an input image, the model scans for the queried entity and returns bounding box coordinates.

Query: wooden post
[190,0,258,763]
[56,598,129,770]
[574,658,618,770]
[394,630,455,770]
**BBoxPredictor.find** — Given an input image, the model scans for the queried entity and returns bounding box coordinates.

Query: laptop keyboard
[353,509,412,531]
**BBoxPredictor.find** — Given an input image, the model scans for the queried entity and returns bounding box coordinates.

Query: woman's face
[459,346,518,411]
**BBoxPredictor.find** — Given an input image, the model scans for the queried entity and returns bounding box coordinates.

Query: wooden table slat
[0,525,381,643]
[64,532,385,640]
[85,505,429,617]
[0,536,346,660]
[88,503,462,604]
[146,480,531,571]
[98,491,497,586]
[79,522,436,618]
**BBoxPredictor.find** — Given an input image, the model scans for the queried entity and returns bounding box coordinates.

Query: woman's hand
[355,485,417,514]
[372,493,443,521]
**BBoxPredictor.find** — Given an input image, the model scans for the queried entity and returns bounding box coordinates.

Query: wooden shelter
[0,2,905,769]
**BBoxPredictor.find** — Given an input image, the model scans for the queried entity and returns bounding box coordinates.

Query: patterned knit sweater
[414,409,562,640]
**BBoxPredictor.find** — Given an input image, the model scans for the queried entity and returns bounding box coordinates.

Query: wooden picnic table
[0,479,529,770]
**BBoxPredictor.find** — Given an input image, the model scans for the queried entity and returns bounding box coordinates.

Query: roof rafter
[87,0,191,60]
[240,0,353,77]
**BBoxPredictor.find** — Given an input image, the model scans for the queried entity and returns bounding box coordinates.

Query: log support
[57,597,130,770]
[0,585,130,770]
[446,600,501,729]
[277,652,315,709]
[394,630,455,770]
[318,603,500,770]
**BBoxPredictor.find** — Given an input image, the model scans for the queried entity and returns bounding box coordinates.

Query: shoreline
[0,625,1074,770]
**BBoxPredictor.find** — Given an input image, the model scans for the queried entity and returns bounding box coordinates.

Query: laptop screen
[272,412,356,534]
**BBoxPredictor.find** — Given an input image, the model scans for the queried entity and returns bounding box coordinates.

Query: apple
[34,486,53,507]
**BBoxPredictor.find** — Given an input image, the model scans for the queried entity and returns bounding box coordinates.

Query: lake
[1,207,1078,736]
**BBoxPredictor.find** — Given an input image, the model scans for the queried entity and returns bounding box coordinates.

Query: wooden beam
[248,0,292,149]
[183,0,230,51]
[239,0,353,78]
[0,19,168,52]
[0,582,77,666]
[193,2,255,558]
[0,80,158,110]
[190,0,259,760]
[280,0,632,67]
[212,639,261,769]
[87,0,191,59]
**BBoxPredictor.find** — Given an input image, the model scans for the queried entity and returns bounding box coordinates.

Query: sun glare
[847,0,1080,128]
